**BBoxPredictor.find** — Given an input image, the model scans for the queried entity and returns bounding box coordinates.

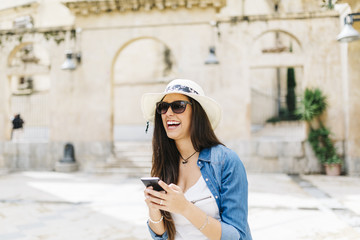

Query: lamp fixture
[337,13,360,43]
[205,46,219,65]
[61,50,81,70]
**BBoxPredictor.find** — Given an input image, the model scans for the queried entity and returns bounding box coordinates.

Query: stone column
[0,143,9,174]
[0,44,11,173]
[347,39,360,176]
[0,49,11,142]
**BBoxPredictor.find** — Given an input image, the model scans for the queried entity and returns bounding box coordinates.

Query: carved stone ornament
[63,0,225,15]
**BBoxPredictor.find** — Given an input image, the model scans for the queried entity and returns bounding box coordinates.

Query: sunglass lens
[171,101,186,114]
[156,102,168,114]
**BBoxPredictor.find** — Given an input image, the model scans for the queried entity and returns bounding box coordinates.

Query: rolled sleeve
[220,221,240,239]
[147,221,168,240]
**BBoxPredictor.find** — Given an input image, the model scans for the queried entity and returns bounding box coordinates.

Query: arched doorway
[249,30,305,140]
[111,37,176,142]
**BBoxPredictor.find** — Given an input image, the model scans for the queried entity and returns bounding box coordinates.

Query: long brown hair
[151,96,223,240]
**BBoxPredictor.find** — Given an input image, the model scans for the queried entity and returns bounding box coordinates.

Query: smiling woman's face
[160,93,192,142]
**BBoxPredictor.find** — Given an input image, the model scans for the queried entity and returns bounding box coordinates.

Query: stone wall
[0,138,346,175]
[0,141,112,172]
[227,139,345,174]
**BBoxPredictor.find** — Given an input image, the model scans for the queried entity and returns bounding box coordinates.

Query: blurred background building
[0,0,359,176]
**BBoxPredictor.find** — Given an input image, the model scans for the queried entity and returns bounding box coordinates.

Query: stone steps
[97,141,153,177]
[91,167,151,178]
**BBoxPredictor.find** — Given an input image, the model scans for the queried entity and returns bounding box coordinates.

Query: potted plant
[297,88,342,175]
[308,126,342,175]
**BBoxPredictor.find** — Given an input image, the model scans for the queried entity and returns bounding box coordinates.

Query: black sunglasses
[156,100,192,114]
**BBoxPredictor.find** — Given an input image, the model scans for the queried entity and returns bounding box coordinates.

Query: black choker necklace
[180,151,197,164]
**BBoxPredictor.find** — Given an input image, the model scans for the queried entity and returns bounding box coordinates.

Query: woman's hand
[144,186,166,235]
[145,181,222,240]
[145,180,191,215]
[144,186,162,211]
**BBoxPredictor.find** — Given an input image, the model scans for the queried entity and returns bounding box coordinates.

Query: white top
[171,176,221,240]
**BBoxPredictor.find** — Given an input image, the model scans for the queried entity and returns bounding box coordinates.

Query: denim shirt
[148,144,252,240]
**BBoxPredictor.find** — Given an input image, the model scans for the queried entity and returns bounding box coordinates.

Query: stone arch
[111,36,176,84]
[249,29,304,68]
[252,29,302,53]
[110,36,176,141]
[7,41,50,67]
[7,42,32,66]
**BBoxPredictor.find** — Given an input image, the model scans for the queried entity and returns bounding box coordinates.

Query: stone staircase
[97,141,153,177]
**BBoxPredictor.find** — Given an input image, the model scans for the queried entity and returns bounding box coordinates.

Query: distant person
[11,114,24,141]
[141,79,252,240]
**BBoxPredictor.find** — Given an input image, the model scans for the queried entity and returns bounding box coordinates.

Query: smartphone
[141,177,164,191]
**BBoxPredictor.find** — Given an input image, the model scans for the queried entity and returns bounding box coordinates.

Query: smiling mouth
[167,120,180,129]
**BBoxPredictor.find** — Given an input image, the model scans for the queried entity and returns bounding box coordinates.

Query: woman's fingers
[146,196,168,210]
[169,183,182,192]
[145,195,164,210]
[144,186,153,196]
[144,186,163,210]
[146,188,167,199]
[144,181,188,214]
[145,187,167,206]
[143,181,175,212]
[158,180,172,192]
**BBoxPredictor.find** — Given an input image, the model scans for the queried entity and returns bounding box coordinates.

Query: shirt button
[198,161,200,164]
[215,196,218,199]
[205,178,209,181]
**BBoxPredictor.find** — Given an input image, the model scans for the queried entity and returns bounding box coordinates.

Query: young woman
[141,79,252,240]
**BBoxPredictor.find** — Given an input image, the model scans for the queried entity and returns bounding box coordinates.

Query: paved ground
[0,171,359,240]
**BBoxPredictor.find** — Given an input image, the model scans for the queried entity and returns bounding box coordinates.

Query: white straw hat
[141,79,222,130]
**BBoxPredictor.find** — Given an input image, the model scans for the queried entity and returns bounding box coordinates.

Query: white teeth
[167,121,180,125]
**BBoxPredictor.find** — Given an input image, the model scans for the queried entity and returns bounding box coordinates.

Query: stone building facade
[0,0,359,175]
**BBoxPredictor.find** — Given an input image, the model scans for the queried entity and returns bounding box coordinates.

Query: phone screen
[141,177,164,191]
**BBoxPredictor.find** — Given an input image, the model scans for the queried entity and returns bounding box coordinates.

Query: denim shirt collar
[198,147,211,163]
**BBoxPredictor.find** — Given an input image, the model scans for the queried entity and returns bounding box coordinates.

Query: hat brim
[141,91,222,130]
